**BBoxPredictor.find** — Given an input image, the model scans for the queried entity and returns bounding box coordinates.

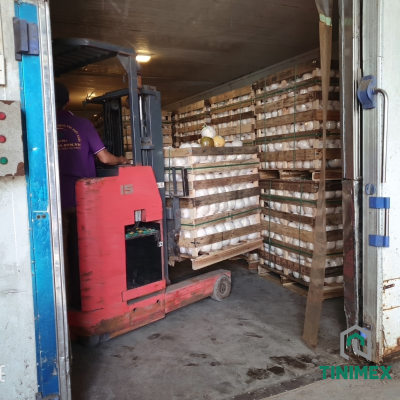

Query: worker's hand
[119,156,130,165]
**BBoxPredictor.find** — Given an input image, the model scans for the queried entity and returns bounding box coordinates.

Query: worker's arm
[96,149,130,165]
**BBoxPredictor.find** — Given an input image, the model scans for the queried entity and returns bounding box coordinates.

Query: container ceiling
[50,0,327,110]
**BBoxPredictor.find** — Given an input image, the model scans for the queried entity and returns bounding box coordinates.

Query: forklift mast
[52,38,169,279]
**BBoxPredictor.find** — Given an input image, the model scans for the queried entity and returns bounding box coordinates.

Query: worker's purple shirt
[57,110,105,209]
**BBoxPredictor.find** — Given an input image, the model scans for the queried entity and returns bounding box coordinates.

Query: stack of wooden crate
[253,59,341,180]
[209,85,255,145]
[162,110,175,147]
[174,100,211,146]
[257,179,344,298]
[121,107,133,160]
[252,59,343,298]
[164,146,263,270]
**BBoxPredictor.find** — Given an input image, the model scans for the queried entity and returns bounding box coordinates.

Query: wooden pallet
[228,251,259,270]
[259,169,342,181]
[180,238,263,270]
[258,264,343,299]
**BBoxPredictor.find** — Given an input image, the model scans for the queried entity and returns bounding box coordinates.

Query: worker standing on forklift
[55,82,129,306]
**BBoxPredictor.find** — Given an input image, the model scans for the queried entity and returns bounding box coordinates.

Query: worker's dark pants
[62,207,81,310]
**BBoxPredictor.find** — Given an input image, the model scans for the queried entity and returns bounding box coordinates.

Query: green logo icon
[340,325,371,361]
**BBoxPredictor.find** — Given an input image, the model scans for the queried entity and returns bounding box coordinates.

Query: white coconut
[243,197,250,207]
[207,203,220,215]
[227,200,236,210]
[201,125,216,138]
[235,199,245,210]
[196,205,210,218]
[199,156,208,163]
[196,189,208,197]
[219,201,228,212]
[226,154,237,161]
[173,157,188,167]
[180,208,191,219]
[194,174,206,181]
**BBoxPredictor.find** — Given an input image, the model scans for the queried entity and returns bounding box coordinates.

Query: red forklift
[52,38,231,346]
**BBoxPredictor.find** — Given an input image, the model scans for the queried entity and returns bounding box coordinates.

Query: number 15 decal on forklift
[121,184,134,195]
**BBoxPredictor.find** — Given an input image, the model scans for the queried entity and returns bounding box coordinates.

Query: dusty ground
[71,262,350,400]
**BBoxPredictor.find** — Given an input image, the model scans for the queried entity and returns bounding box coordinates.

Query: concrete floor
[263,375,400,400]
[71,262,350,400]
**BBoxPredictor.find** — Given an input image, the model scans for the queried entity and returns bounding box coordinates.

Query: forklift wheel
[211,275,231,301]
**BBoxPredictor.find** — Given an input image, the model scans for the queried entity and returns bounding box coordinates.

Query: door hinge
[13,18,39,61]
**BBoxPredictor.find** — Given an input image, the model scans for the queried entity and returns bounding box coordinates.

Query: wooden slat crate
[174,188,260,219]
[179,205,261,230]
[262,235,343,259]
[164,146,260,197]
[258,263,343,300]
[209,85,255,144]
[258,249,343,278]
[167,145,263,270]
[252,59,341,176]
[252,59,339,92]
[255,110,340,130]
[258,178,343,288]
[162,110,176,147]
[175,100,211,145]
[165,173,260,198]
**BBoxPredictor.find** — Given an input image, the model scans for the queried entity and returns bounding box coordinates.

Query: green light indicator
[0,157,8,165]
